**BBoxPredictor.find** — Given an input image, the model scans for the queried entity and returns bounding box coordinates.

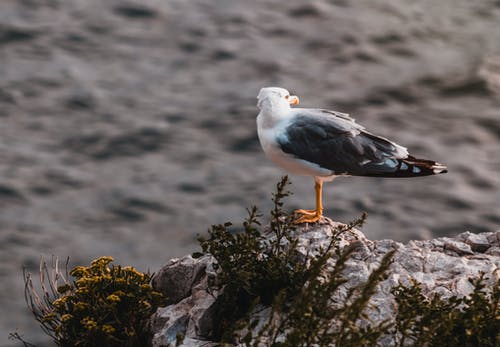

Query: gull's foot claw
[294,210,322,224]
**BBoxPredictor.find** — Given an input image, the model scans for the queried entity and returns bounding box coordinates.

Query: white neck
[257,99,292,128]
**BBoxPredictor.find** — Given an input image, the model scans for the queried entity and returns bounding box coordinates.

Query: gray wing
[277,109,409,176]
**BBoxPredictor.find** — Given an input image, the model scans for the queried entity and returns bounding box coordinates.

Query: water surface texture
[1,0,499,345]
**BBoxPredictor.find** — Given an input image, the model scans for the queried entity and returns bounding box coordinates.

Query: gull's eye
[285,95,289,99]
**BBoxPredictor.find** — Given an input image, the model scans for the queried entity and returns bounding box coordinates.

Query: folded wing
[277,109,446,177]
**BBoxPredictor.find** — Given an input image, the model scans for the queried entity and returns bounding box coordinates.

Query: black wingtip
[363,158,448,178]
[432,164,448,175]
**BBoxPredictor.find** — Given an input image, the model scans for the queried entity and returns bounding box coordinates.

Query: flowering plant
[23,256,164,347]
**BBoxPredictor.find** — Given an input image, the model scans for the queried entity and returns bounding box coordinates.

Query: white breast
[256,112,333,177]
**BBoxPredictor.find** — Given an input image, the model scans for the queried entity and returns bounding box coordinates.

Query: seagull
[256,87,447,224]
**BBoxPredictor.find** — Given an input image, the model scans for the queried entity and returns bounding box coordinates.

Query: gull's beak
[289,95,300,106]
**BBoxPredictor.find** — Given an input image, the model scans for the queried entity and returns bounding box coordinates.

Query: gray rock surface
[150,218,499,347]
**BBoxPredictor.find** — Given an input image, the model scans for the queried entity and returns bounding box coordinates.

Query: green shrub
[197,176,395,345]
[392,274,500,347]
[21,256,164,347]
[196,176,499,347]
[197,177,309,341]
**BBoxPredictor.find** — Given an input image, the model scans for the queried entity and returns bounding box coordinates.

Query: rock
[152,255,214,305]
[151,257,220,347]
[486,247,500,256]
[150,218,499,346]
[486,231,500,244]
[175,337,217,347]
[460,231,491,253]
[443,239,474,255]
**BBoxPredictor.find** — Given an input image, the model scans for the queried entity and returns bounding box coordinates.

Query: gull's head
[257,87,299,111]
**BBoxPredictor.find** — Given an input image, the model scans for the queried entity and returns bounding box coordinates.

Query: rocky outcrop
[149,219,499,347]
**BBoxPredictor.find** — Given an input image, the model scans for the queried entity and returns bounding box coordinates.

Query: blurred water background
[1,0,499,345]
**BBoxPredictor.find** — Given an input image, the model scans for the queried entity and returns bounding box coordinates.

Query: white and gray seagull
[256,86,447,224]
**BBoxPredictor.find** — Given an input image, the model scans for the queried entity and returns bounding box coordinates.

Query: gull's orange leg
[294,180,323,224]
[293,209,316,216]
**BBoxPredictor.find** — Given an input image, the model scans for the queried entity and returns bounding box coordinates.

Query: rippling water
[0,0,499,345]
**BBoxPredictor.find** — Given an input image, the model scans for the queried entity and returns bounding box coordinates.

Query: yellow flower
[114,290,126,297]
[140,301,151,310]
[101,274,112,281]
[42,313,56,322]
[91,256,114,268]
[106,294,121,303]
[52,297,68,308]
[81,317,97,330]
[61,314,73,322]
[76,278,89,286]
[115,278,126,285]
[123,266,144,278]
[125,328,136,337]
[70,266,88,277]
[102,324,116,334]
[73,302,88,311]
[75,288,90,295]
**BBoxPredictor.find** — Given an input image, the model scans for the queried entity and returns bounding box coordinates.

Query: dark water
[1,0,499,345]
